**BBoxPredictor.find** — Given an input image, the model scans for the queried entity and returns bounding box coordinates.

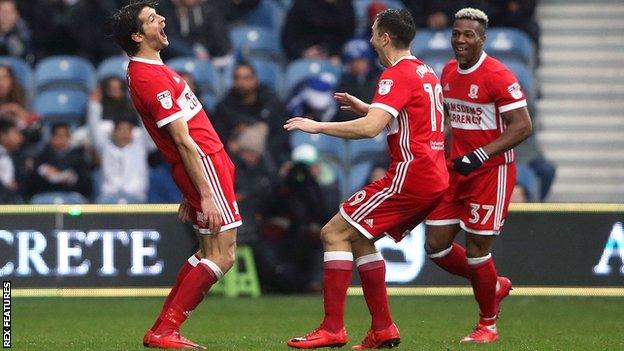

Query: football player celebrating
[111,2,242,349]
[285,9,449,349]
[425,8,532,344]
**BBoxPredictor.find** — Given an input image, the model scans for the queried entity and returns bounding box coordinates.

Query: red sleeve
[488,68,527,113]
[369,68,411,118]
[140,75,184,128]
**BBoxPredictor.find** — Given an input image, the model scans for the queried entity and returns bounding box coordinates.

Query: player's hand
[453,147,489,176]
[334,92,368,116]
[201,195,223,233]
[284,117,323,134]
[178,197,192,223]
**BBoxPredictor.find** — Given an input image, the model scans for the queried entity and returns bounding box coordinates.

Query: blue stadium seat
[229,25,282,61]
[34,55,96,92]
[290,131,346,161]
[347,161,373,196]
[419,52,452,77]
[284,58,341,93]
[30,191,87,204]
[503,61,536,102]
[0,56,33,94]
[353,0,405,37]
[348,131,387,163]
[222,58,284,96]
[97,56,129,80]
[485,28,535,68]
[411,29,453,57]
[166,57,220,96]
[200,92,218,114]
[34,89,88,125]
[242,0,284,33]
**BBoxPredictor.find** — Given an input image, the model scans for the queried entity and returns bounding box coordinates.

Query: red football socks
[467,254,498,325]
[155,258,222,334]
[320,251,353,333]
[429,243,470,279]
[150,254,200,331]
[357,252,393,331]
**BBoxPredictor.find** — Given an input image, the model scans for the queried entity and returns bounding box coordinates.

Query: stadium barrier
[0,204,622,297]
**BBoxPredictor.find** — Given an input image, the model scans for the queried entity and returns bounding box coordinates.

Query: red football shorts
[340,176,445,242]
[171,147,242,235]
[426,163,516,235]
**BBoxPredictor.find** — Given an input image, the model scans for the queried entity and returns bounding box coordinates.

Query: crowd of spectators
[0,0,551,291]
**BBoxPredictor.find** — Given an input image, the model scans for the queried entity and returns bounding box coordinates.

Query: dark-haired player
[425,7,532,344]
[285,9,449,349]
[111,2,241,349]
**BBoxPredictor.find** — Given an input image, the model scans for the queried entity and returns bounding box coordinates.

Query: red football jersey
[127,57,223,164]
[369,56,448,196]
[441,52,527,166]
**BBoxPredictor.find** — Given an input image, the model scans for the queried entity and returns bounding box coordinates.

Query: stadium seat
[30,191,87,204]
[418,52,452,77]
[353,0,405,37]
[346,161,374,196]
[503,61,536,101]
[96,56,129,80]
[34,55,96,92]
[242,0,284,33]
[284,58,341,93]
[0,56,33,95]
[411,29,453,57]
[229,25,282,61]
[34,89,88,125]
[166,57,220,96]
[222,58,284,96]
[348,130,387,164]
[290,131,346,161]
[200,92,218,114]
[485,27,535,68]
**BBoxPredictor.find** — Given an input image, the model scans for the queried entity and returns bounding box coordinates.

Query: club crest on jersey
[468,84,479,99]
[157,90,173,109]
[378,79,393,95]
[507,82,523,99]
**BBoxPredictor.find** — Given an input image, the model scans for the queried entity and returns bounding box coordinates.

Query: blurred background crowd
[0,0,553,291]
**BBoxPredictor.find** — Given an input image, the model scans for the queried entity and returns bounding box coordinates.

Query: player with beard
[425,8,532,344]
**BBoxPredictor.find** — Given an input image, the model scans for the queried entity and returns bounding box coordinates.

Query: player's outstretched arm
[453,106,532,176]
[166,119,223,232]
[284,108,391,140]
[334,92,370,117]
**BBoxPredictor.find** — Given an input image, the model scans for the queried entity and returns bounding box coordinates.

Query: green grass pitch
[12,295,624,350]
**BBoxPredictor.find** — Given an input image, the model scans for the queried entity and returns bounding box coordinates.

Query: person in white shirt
[87,88,153,203]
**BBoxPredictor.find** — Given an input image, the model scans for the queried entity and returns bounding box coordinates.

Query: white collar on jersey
[392,55,417,66]
[457,51,487,75]
[130,56,164,65]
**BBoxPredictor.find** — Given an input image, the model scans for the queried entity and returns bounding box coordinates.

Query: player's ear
[131,32,143,44]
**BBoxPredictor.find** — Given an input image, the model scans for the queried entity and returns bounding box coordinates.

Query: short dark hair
[375,9,415,49]
[234,61,257,76]
[114,114,137,129]
[51,122,70,136]
[0,118,16,135]
[111,1,158,57]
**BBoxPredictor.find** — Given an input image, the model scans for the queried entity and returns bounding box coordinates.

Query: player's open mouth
[160,27,167,40]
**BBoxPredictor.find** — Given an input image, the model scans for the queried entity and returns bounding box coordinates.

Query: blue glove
[453,147,489,176]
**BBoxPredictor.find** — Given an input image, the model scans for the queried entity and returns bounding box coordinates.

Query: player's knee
[221,244,237,272]
[424,234,450,254]
[465,240,491,258]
